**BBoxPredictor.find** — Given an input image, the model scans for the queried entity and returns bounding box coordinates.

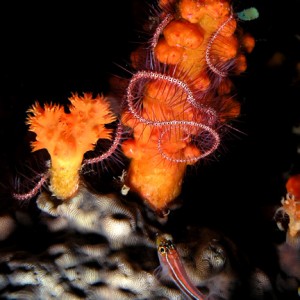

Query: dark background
[0,0,300,289]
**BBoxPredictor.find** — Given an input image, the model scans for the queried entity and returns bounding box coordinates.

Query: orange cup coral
[26,93,117,200]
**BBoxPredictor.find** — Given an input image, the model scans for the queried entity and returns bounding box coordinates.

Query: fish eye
[159,246,166,254]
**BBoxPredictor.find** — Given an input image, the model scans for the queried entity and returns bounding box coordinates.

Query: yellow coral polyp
[27,93,116,200]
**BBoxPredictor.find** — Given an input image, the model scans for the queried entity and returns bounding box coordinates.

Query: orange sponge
[121,0,255,213]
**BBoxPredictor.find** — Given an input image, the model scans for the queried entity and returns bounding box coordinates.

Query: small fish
[237,7,259,21]
[156,233,205,300]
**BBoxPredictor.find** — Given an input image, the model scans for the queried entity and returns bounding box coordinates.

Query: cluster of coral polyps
[26,93,117,200]
[121,0,255,213]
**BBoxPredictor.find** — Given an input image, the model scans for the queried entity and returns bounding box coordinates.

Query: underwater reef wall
[0,187,276,299]
[1,0,300,299]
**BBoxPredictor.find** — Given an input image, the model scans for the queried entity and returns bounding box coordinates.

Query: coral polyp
[121,0,255,213]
